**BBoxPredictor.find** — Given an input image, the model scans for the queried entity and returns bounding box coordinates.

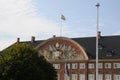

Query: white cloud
[113,30,120,35]
[0,0,98,51]
[0,0,63,50]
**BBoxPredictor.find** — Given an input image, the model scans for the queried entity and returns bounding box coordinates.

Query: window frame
[114,63,120,69]
[79,63,85,69]
[53,64,60,69]
[88,63,94,69]
[72,63,78,69]
[105,63,111,69]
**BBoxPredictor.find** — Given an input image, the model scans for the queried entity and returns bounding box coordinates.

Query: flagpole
[96,3,100,80]
[60,18,62,37]
[60,14,66,37]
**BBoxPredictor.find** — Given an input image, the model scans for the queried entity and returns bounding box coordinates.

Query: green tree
[0,43,57,80]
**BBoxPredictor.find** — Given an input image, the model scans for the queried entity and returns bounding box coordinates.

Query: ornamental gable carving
[36,37,88,61]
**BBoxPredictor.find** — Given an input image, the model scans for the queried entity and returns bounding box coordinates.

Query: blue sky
[0,0,120,50]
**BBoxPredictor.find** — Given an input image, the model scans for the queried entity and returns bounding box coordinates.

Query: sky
[0,0,120,51]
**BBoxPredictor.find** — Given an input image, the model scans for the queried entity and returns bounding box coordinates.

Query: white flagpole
[96,3,100,80]
[60,18,62,37]
[60,14,66,37]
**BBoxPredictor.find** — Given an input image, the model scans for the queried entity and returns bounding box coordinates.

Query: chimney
[31,36,35,42]
[53,35,56,38]
[17,38,20,43]
[98,31,101,39]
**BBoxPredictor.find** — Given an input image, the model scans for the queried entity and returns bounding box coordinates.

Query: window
[53,64,60,69]
[79,74,85,80]
[114,63,120,69]
[65,63,70,69]
[98,63,102,69]
[64,73,70,80]
[65,63,70,77]
[98,43,103,53]
[57,74,60,80]
[98,44,103,50]
[88,74,94,80]
[89,63,94,69]
[105,63,111,69]
[79,63,85,69]
[72,73,77,80]
[72,63,78,69]
[114,74,120,80]
[105,74,111,80]
[99,74,103,80]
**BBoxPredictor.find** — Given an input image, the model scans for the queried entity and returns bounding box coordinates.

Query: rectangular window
[88,74,94,80]
[89,63,94,69]
[72,73,77,80]
[57,74,60,80]
[105,74,111,80]
[72,63,78,69]
[65,63,70,69]
[79,63,85,69]
[114,74,120,80]
[98,63,102,69]
[99,74,103,80]
[53,64,60,69]
[105,63,111,69]
[64,73,70,80]
[79,74,85,80]
[114,63,120,69]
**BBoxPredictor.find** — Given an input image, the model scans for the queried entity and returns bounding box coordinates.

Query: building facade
[9,33,120,80]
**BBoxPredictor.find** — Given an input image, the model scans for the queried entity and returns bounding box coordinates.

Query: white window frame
[53,64,60,69]
[114,74,120,80]
[88,63,94,69]
[65,63,70,69]
[105,63,111,69]
[114,63,120,69]
[72,63,78,69]
[98,74,103,80]
[79,74,85,80]
[72,73,77,80]
[64,73,70,80]
[79,63,85,69]
[105,74,111,80]
[98,63,102,69]
[57,74,60,80]
[88,74,94,80]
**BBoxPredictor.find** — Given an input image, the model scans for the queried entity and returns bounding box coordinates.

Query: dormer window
[106,50,115,57]
[98,45,103,50]
[98,43,103,50]
[98,43,104,53]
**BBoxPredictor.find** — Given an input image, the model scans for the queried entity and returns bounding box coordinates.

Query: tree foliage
[0,43,57,80]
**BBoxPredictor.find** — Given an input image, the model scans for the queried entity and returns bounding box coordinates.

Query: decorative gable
[36,37,88,61]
